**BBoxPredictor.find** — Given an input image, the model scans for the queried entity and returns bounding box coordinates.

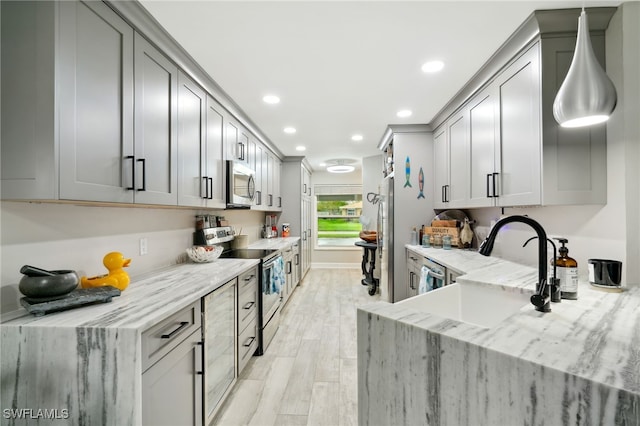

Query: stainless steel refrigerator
[377,175,394,302]
[376,128,434,303]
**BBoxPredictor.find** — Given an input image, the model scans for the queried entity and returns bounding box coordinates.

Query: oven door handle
[263,255,282,269]
[426,268,445,280]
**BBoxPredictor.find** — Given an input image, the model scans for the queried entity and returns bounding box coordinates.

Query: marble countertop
[247,236,300,251]
[0,258,259,331]
[364,245,640,396]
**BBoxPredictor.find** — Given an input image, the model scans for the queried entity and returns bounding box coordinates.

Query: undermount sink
[397,283,531,328]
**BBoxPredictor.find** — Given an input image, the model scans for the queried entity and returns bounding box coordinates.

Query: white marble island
[0,258,258,425]
[358,247,640,425]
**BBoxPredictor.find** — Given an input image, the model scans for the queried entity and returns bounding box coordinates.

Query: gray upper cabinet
[467,87,497,208]
[226,118,250,165]
[494,43,542,207]
[433,128,448,209]
[177,72,207,207]
[1,1,136,202]
[204,96,227,209]
[133,33,179,205]
[430,8,613,209]
[58,0,135,203]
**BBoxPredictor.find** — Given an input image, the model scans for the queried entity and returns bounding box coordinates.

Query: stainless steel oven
[226,160,255,208]
[260,253,284,354]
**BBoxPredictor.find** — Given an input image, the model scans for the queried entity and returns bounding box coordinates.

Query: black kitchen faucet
[478,215,552,313]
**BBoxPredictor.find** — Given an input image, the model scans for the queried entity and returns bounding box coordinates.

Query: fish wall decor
[417,167,425,199]
[404,156,412,188]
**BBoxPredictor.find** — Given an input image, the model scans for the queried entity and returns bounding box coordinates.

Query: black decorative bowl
[19,270,79,298]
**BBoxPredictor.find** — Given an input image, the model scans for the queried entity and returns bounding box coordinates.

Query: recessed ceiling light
[351,134,363,141]
[421,60,445,73]
[283,127,296,134]
[295,146,306,152]
[263,95,280,104]
[397,109,412,118]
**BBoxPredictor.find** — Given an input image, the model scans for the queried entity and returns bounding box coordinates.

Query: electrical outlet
[139,238,148,256]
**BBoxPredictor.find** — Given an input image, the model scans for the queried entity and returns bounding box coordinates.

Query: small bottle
[410,227,418,245]
[554,238,578,300]
[421,232,431,247]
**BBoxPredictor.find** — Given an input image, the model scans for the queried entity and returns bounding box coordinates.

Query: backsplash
[0,201,266,314]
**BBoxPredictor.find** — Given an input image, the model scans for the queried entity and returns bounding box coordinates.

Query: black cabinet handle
[126,155,135,190]
[137,158,146,191]
[295,254,300,265]
[244,274,255,281]
[268,194,273,207]
[445,185,450,203]
[441,185,445,203]
[303,184,307,194]
[303,231,307,241]
[278,196,282,208]
[286,261,292,274]
[239,142,245,161]
[486,174,492,198]
[243,301,255,310]
[243,336,255,347]
[202,176,209,199]
[161,321,189,339]
[209,178,213,199]
[492,173,499,198]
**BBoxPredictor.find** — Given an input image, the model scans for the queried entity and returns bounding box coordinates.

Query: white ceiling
[139,0,620,172]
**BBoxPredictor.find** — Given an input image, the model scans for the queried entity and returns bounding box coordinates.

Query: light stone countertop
[247,236,301,251]
[0,258,259,425]
[0,258,259,330]
[365,244,640,398]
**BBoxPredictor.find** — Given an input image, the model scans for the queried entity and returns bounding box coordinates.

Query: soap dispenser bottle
[554,238,578,300]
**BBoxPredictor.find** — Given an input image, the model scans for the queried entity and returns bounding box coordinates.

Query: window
[315,185,362,247]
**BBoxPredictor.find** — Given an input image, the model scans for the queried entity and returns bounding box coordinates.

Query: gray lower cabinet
[406,250,421,299]
[142,301,203,426]
[237,266,259,375]
[203,278,237,424]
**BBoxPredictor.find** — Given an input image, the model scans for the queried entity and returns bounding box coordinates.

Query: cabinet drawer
[238,266,258,294]
[238,285,258,334]
[142,301,202,372]
[238,319,258,375]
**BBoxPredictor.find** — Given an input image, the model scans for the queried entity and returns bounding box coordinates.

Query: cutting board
[20,286,121,317]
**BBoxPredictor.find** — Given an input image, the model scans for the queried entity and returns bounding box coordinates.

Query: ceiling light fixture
[397,109,412,118]
[283,127,296,134]
[326,165,355,173]
[351,134,363,141]
[552,9,617,128]
[295,146,306,152]
[325,159,356,174]
[421,60,444,73]
[262,95,280,104]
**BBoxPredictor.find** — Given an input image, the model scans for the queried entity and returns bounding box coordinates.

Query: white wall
[0,201,266,313]
[311,169,363,267]
[464,3,640,287]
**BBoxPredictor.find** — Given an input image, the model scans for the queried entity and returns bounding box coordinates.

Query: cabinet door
[447,112,469,207]
[253,143,264,208]
[267,153,275,208]
[204,95,226,208]
[177,72,206,207]
[274,158,282,209]
[433,127,448,209]
[134,33,178,205]
[58,0,134,202]
[495,45,542,206]
[203,280,237,423]
[467,88,497,208]
[142,329,203,426]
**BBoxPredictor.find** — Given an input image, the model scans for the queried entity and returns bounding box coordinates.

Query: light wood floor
[213,268,380,426]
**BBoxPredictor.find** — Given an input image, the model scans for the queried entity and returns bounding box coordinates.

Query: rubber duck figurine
[81,252,131,291]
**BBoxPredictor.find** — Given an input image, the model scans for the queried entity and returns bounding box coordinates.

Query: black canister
[588,259,622,288]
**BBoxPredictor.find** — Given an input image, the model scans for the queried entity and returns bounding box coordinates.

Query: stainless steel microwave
[226,161,256,208]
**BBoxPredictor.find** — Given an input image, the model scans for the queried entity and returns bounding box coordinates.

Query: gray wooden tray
[20,286,121,317]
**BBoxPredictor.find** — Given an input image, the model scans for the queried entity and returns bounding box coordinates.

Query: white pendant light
[553,9,617,128]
